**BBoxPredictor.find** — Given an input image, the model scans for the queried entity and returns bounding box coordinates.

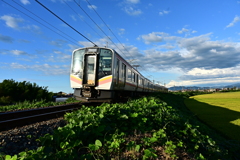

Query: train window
[128,69,132,81]
[116,59,119,85]
[98,49,112,79]
[136,74,138,84]
[99,49,112,72]
[132,72,135,82]
[122,63,126,79]
[72,49,84,77]
[139,78,143,85]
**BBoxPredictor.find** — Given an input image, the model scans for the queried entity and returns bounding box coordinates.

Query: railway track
[0,103,83,131]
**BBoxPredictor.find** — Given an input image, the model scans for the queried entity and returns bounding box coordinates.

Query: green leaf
[120,114,128,119]
[143,148,157,160]
[60,141,69,149]
[95,139,102,147]
[130,113,138,117]
[19,151,27,157]
[150,137,158,143]
[135,145,140,152]
[99,113,104,118]
[142,118,147,123]
[198,153,205,160]
[143,97,147,102]
[88,144,99,151]
[5,155,11,160]
[110,141,120,148]
[79,121,83,127]
[12,155,17,160]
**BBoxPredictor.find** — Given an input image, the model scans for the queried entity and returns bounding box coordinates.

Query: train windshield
[98,49,112,78]
[71,49,84,78]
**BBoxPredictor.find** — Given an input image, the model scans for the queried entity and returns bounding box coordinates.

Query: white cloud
[177,28,189,34]
[166,66,240,87]
[0,15,23,29]
[49,39,68,47]
[226,15,240,28]
[192,30,197,33]
[138,32,168,44]
[166,76,240,88]
[159,10,170,16]
[0,15,40,33]
[118,28,125,35]
[134,32,240,87]
[124,7,142,16]
[70,15,77,21]
[88,5,97,10]
[20,0,30,5]
[10,63,28,69]
[46,50,71,62]
[11,50,28,56]
[9,63,70,75]
[126,0,140,4]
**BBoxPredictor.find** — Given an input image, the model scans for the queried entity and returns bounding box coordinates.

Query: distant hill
[168,86,210,91]
[168,83,240,91]
[224,83,240,88]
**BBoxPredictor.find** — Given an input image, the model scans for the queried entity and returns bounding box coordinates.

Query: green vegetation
[0,79,54,105]
[185,92,240,141]
[0,97,78,112]
[3,93,239,160]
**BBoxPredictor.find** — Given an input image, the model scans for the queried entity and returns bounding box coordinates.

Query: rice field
[184,92,240,141]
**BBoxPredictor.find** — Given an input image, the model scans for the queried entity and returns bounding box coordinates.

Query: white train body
[70,46,167,102]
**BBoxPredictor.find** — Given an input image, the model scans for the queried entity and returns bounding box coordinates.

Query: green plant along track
[2,93,240,160]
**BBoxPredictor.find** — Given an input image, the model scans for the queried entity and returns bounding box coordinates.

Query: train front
[70,47,113,102]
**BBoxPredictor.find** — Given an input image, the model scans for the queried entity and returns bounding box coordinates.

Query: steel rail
[0,103,82,131]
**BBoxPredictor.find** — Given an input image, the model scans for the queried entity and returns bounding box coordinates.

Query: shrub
[0,79,54,105]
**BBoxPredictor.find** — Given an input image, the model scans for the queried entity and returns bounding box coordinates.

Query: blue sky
[1,0,240,93]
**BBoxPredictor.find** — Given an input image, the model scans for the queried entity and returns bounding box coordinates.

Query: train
[70,46,168,102]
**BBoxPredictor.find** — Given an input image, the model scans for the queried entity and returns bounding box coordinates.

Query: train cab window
[128,69,132,81]
[71,49,84,78]
[98,49,112,78]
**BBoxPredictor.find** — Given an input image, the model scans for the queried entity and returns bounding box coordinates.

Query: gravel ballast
[0,117,67,156]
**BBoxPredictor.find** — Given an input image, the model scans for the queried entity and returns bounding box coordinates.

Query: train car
[70,46,168,102]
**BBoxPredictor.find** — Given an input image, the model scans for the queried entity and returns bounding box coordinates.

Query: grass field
[184,92,240,141]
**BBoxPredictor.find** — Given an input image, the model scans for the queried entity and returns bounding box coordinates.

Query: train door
[83,55,97,86]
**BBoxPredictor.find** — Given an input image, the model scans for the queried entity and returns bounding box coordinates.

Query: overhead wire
[1,0,81,47]
[62,0,103,40]
[85,0,136,61]
[4,0,157,83]
[83,0,154,80]
[72,0,129,59]
[35,0,98,47]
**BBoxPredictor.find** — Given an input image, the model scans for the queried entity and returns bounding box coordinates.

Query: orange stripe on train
[70,75,82,84]
[98,76,112,85]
